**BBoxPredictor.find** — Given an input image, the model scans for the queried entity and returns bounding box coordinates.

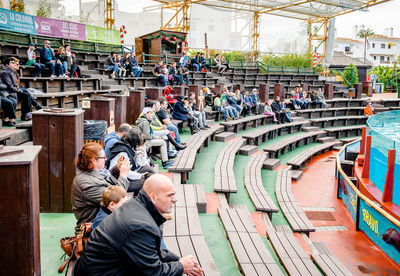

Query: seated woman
[71,142,131,233]
[64,44,83,78]
[214,53,227,73]
[106,127,156,194]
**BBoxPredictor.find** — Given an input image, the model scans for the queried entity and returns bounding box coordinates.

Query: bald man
[74,174,203,276]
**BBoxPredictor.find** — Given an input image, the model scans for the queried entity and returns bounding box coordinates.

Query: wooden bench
[263,131,325,158]
[309,115,367,128]
[245,153,279,217]
[275,168,316,235]
[242,121,307,146]
[311,242,352,276]
[218,206,284,276]
[220,114,268,133]
[286,141,339,169]
[163,174,220,275]
[295,107,364,119]
[214,139,245,198]
[324,125,364,139]
[263,214,320,275]
[325,98,364,108]
[0,130,13,145]
[20,77,100,93]
[168,125,224,183]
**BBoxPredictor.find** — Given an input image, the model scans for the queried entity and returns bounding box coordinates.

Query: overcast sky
[62,0,400,39]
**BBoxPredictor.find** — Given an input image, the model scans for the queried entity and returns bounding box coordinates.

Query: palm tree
[358,28,374,63]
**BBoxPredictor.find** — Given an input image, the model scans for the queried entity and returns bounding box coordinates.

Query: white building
[334,26,400,67]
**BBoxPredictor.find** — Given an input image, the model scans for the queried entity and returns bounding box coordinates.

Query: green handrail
[230,60,315,75]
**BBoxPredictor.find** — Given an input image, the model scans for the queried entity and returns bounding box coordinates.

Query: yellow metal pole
[251,11,260,61]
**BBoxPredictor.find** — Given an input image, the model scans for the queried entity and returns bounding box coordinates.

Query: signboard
[0,8,36,34]
[358,199,400,264]
[35,17,86,41]
[338,174,358,222]
[85,24,120,45]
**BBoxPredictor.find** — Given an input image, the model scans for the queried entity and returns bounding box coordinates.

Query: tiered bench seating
[163,174,220,275]
[324,125,364,139]
[168,125,224,183]
[245,153,279,217]
[296,107,364,119]
[263,131,324,158]
[309,116,367,128]
[275,168,315,234]
[20,77,100,93]
[242,121,307,146]
[324,98,364,108]
[286,141,339,169]
[311,242,353,276]
[263,214,320,276]
[220,115,268,133]
[214,139,245,198]
[218,206,284,276]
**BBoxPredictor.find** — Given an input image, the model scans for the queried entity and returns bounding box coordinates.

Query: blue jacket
[92,206,112,229]
[128,55,139,67]
[226,95,237,105]
[172,100,189,121]
[104,131,120,156]
[40,47,56,63]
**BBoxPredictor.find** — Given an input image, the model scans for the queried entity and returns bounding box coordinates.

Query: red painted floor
[293,150,400,275]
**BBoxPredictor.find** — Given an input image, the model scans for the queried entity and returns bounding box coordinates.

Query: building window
[387,56,390,61]
[380,56,385,62]
[345,46,350,52]
[388,45,391,49]
[372,43,375,48]
[374,56,376,60]
[381,44,385,48]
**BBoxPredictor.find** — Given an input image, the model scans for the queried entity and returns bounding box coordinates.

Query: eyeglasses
[96,156,107,160]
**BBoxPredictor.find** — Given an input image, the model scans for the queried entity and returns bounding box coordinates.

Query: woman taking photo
[71,143,131,233]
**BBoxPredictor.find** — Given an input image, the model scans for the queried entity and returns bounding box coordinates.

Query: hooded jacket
[136,115,156,140]
[104,131,119,156]
[0,65,20,101]
[73,189,183,276]
[105,139,138,171]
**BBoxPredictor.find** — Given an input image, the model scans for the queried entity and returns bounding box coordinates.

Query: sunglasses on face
[96,156,107,160]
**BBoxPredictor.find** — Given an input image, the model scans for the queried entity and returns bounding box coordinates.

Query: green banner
[85,25,120,45]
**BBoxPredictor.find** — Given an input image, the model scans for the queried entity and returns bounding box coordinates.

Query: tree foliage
[369,66,400,87]
[343,63,358,87]
[36,0,51,18]
[260,53,312,68]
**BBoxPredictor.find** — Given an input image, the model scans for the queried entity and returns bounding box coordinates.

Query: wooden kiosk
[135,30,188,63]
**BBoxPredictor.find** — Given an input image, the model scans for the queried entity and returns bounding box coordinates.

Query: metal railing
[227,60,316,75]
[142,53,181,64]
[0,30,123,54]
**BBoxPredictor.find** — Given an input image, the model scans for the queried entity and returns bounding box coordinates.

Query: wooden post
[362,81,373,97]
[324,83,334,99]
[145,87,163,100]
[233,84,245,92]
[300,83,309,92]
[103,93,127,129]
[0,146,42,275]
[188,85,202,108]
[211,84,224,94]
[126,90,145,125]
[259,83,269,103]
[354,83,363,99]
[33,109,84,212]
[171,85,185,96]
[382,149,396,202]
[361,135,372,178]
[83,97,115,132]
[274,83,285,100]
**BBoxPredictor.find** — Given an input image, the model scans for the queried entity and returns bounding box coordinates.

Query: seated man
[179,52,189,68]
[0,57,41,121]
[153,60,167,87]
[191,53,201,72]
[136,107,175,169]
[168,62,184,85]
[26,43,45,77]
[0,77,17,126]
[172,95,199,135]
[128,50,143,77]
[178,65,190,86]
[248,88,265,114]
[271,96,285,124]
[199,53,209,72]
[364,98,374,117]
[104,123,132,155]
[92,185,128,229]
[73,174,203,276]
[157,97,183,145]
[104,51,119,79]
[39,40,63,77]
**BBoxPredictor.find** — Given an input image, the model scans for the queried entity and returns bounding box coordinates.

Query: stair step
[333,146,343,151]
[290,170,303,181]
[238,145,258,156]
[215,132,235,142]
[101,85,128,90]
[291,116,305,122]
[301,126,319,132]
[317,136,336,143]
[262,158,280,170]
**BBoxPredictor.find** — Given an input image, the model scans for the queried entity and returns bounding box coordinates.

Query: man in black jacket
[271,96,285,124]
[74,174,203,276]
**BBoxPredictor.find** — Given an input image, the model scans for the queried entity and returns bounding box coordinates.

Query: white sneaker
[50,75,56,78]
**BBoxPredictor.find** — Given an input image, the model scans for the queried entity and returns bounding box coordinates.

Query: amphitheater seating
[286,142,340,169]
[324,125,364,139]
[214,139,245,197]
[168,125,224,183]
[311,242,353,276]
[242,121,307,146]
[309,115,367,128]
[163,174,220,276]
[263,214,320,276]
[218,206,284,276]
[245,153,279,217]
[263,131,325,158]
[275,168,315,234]
[296,107,364,119]
[220,114,268,133]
